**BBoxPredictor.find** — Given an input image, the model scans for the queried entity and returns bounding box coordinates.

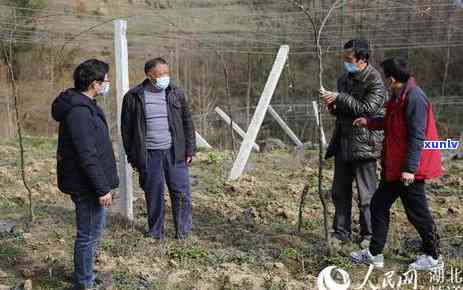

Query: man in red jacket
[350,57,443,272]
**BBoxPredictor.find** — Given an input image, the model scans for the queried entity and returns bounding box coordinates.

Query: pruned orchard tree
[1,7,35,223]
[287,0,348,256]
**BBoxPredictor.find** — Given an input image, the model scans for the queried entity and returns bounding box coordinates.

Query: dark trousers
[71,194,106,289]
[332,156,377,241]
[141,148,192,239]
[369,180,440,259]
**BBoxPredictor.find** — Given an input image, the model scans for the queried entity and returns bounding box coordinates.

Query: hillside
[1,0,463,139]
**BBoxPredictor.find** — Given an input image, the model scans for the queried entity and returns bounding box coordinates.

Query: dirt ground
[0,137,462,289]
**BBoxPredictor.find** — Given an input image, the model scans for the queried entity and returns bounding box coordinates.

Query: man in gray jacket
[320,39,387,248]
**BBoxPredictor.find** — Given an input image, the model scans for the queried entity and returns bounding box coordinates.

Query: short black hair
[344,39,370,62]
[73,59,109,92]
[380,57,411,83]
[144,57,168,74]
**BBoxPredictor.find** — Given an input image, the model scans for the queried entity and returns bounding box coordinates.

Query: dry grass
[0,137,462,289]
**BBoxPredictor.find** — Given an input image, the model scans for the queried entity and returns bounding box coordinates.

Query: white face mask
[97,81,110,96]
[154,75,170,90]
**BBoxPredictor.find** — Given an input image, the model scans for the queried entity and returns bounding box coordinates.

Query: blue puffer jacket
[51,89,119,197]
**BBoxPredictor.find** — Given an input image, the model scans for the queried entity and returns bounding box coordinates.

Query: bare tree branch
[317,0,345,89]
[2,19,34,223]
[215,51,237,155]
[297,184,310,232]
[286,0,319,34]
[57,16,127,59]
[288,0,347,256]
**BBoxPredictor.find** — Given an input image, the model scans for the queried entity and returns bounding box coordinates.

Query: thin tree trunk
[441,41,451,97]
[216,51,237,155]
[184,56,188,97]
[175,39,180,83]
[297,184,310,232]
[287,0,347,256]
[442,20,452,97]
[48,51,55,136]
[204,59,209,135]
[246,52,252,126]
[6,95,12,138]
[2,39,34,223]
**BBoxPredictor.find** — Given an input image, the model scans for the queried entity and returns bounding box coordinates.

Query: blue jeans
[140,149,192,239]
[71,194,106,289]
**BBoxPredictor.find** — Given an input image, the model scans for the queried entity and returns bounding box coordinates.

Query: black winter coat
[51,89,119,197]
[326,64,388,161]
[121,79,196,171]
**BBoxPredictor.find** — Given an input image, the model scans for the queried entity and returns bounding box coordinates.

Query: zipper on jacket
[137,89,148,171]
[166,87,177,161]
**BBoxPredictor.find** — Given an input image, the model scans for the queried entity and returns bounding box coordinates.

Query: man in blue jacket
[52,59,119,290]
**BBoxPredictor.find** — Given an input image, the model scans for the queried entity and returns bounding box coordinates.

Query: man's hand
[127,161,138,173]
[401,172,415,186]
[98,192,112,208]
[186,156,193,167]
[319,88,338,106]
[353,117,368,128]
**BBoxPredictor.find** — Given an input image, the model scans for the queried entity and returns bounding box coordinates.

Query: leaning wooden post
[229,45,289,180]
[114,19,133,221]
[195,131,213,149]
[268,105,303,148]
[215,106,260,152]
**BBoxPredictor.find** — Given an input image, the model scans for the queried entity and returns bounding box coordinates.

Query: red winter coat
[368,78,442,182]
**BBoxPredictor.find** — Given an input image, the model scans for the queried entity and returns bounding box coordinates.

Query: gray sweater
[144,89,172,150]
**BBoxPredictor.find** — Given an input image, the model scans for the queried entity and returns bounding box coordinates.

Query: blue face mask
[344,61,359,73]
[154,75,170,90]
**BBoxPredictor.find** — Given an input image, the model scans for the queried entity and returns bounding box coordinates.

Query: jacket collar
[52,88,103,122]
[403,77,417,96]
[352,63,372,82]
[398,77,417,101]
[390,77,418,103]
[131,79,178,106]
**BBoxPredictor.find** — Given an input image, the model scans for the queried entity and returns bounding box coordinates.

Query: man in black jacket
[320,39,387,249]
[121,57,196,240]
[52,59,119,290]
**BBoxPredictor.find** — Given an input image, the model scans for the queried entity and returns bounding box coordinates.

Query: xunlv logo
[423,139,460,150]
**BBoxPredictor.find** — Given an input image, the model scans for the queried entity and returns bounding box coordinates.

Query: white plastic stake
[215,106,260,152]
[229,45,289,180]
[268,105,303,148]
[114,19,133,220]
[195,131,212,149]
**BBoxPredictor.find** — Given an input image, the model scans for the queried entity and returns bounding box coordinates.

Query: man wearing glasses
[52,59,119,290]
